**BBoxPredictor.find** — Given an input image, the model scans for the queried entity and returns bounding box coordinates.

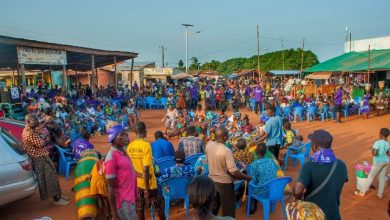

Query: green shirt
[372,139,390,165]
[297,159,348,220]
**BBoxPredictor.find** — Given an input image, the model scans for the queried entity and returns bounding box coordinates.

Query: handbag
[305,160,338,200]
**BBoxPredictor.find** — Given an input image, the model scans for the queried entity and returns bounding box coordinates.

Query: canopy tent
[304,49,390,73]
[305,72,332,80]
[171,72,193,80]
[269,70,301,75]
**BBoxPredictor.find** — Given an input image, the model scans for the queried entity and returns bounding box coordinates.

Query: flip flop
[354,190,365,197]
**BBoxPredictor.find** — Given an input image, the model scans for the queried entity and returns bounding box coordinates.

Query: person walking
[206,126,251,218]
[293,129,348,220]
[355,128,389,199]
[106,125,138,220]
[258,105,283,159]
[127,122,166,220]
[252,85,263,115]
[22,114,69,205]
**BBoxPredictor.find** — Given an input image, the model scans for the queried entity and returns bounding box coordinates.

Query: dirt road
[1,110,389,220]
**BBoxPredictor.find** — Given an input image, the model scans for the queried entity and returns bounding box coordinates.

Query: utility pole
[349,32,352,52]
[257,25,261,83]
[368,45,371,84]
[160,46,165,67]
[281,37,285,70]
[300,38,305,79]
[182,24,194,74]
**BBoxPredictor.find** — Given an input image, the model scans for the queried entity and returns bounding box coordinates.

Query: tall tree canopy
[199,48,319,74]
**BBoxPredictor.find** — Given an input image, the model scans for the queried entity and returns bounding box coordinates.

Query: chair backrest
[283,106,291,115]
[55,145,74,162]
[308,106,316,114]
[266,177,292,201]
[294,106,304,114]
[302,142,312,157]
[160,176,192,199]
[323,105,329,113]
[155,156,176,170]
[185,153,203,167]
[159,97,167,104]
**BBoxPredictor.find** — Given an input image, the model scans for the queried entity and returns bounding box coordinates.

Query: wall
[345,36,390,52]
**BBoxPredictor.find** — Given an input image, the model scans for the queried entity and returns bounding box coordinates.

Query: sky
[1,0,389,66]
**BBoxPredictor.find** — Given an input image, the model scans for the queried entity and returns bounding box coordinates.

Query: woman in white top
[162,104,179,133]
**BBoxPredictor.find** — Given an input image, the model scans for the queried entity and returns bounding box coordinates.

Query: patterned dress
[248,158,278,197]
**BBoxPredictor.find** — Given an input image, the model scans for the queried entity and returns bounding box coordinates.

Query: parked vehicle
[0,121,37,206]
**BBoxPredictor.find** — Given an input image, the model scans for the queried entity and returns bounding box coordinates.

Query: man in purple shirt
[334,86,343,123]
[252,85,263,115]
[72,127,95,161]
[190,86,198,110]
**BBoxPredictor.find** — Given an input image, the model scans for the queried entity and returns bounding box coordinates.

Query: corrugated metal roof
[304,49,390,72]
[269,70,301,75]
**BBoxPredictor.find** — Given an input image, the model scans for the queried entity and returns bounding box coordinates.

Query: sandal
[377,194,384,199]
[354,190,365,197]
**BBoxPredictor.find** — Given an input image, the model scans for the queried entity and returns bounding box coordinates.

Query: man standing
[258,105,283,159]
[334,86,343,123]
[151,130,175,161]
[127,122,165,220]
[206,127,251,218]
[177,126,205,157]
[293,130,348,220]
[106,125,137,220]
[22,114,69,205]
[252,85,263,114]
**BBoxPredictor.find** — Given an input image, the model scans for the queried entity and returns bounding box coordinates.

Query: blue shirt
[151,138,175,160]
[373,139,390,165]
[264,116,283,146]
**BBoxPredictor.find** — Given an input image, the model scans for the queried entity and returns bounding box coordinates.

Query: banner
[144,67,173,76]
[17,46,67,65]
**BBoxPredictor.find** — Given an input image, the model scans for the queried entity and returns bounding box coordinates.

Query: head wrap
[107,124,124,143]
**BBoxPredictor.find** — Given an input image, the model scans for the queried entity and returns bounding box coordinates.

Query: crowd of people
[17,76,389,220]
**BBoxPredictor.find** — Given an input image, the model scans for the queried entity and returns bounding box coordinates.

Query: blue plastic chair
[249,98,256,112]
[246,177,292,220]
[158,97,168,109]
[146,96,158,110]
[160,176,191,220]
[137,96,146,109]
[282,106,292,121]
[342,103,349,118]
[275,106,281,116]
[319,105,330,122]
[184,153,203,167]
[306,106,317,123]
[293,106,304,123]
[55,145,77,180]
[155,156,176,170]
[234,180,245,208]
[283,142,312,171]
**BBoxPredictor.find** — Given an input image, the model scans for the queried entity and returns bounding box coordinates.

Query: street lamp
[182,24,200,74]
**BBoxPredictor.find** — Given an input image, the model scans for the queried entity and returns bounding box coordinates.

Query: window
[0,128,25,155]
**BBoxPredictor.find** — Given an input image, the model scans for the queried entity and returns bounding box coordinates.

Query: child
[233,138,254,165]
[242,115,254,134]
[279,122,303,165]
[194,104,205,122]
[355,128,389,199]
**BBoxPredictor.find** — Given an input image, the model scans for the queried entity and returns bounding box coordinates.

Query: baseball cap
[308,129,333,148]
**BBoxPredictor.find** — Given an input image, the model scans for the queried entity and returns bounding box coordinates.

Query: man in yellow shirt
[127,122,165,220]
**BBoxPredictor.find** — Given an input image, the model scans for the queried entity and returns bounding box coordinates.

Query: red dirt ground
[1,110,389,220]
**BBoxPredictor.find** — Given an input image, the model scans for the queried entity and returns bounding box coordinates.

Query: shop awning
[304,49,390,73]
[171,72,193,80]
[305,72,332,80]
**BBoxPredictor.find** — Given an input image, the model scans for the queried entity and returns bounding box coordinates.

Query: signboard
[144,67,173,76]
[17,46,67,65]
[10,87,20,100]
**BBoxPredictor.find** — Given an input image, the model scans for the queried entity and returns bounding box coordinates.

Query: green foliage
[178,59,184,68]
[198,49,319,74]
[190,57,200,70]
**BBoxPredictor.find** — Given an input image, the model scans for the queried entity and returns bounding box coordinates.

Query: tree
[199,48,319,74]
[178,60,184,68]
[190,57,200,70]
